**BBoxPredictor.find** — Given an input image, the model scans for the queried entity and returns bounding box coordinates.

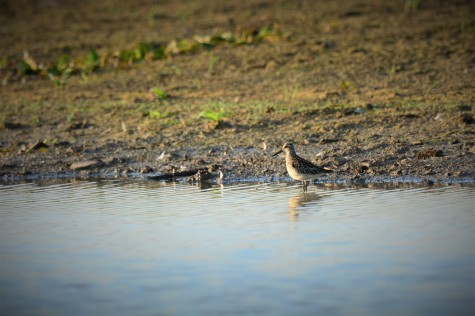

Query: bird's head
[272,143,295,157]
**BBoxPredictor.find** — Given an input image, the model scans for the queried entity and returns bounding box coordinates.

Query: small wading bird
[272,143,332,192]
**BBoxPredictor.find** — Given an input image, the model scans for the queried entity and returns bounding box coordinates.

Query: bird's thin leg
[302,181,307,192]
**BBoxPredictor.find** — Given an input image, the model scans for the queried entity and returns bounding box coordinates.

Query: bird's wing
[300,157,332,173]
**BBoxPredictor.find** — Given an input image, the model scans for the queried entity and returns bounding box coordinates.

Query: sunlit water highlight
[1,180,474,316]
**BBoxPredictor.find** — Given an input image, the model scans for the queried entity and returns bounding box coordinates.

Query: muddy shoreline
[1,133,474,185]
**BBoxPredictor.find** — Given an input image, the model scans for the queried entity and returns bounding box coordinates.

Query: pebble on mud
[67,119,91,131]
[187,170,212,183]
[140,166,154,173]
[3,121,27,130]
[70,160,104,171]
[27,141,48,153]
[459,113,474,125]
[416,149,444,159]
[423,179,436,186]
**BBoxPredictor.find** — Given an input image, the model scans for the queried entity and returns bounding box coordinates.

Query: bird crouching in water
[272,143,332,192]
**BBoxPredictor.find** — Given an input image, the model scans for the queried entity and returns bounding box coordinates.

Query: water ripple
[1,180,474,316]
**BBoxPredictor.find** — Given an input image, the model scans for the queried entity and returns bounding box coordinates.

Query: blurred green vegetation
[4,25,282,86]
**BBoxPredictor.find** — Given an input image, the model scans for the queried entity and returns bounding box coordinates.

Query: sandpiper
[272,143,332,192]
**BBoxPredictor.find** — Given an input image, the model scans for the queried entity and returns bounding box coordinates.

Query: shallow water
[1,180,474,316]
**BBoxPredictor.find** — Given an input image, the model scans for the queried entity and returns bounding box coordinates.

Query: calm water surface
[1,180,474,316]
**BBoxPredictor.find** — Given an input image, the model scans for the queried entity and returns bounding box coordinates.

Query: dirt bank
[1,0,474,183]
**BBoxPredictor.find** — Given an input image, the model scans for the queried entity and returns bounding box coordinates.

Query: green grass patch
[198,102,228,123]
[8,25,282,86]
[150,87,170,100]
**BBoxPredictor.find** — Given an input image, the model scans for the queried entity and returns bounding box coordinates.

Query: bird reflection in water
[288,192,321,221]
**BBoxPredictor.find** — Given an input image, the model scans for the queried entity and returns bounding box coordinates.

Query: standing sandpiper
[272,143,332,192]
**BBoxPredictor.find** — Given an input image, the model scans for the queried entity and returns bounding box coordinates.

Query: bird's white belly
[287,165,318,181]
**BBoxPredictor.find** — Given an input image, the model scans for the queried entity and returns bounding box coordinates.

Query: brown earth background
[0,0,474,183]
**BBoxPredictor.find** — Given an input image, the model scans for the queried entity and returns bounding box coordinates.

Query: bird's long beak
[272,149,283,157]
